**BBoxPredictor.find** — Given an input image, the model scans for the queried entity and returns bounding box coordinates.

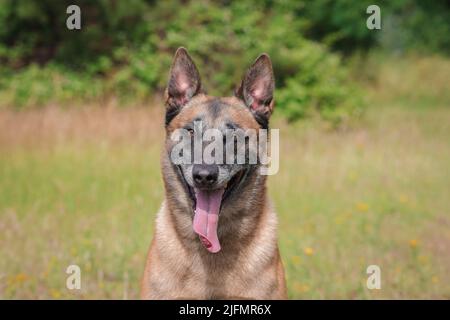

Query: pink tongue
[193,188,224,253]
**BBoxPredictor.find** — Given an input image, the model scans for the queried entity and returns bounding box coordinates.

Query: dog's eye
[187,128,194,136]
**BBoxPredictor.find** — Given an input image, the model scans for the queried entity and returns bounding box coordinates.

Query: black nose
[192,164,218,188]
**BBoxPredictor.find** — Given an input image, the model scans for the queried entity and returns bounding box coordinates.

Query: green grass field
[1,56,449,299]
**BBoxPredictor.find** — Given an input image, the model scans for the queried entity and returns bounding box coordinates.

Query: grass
[276,105,450,299]
[0,55,449,299]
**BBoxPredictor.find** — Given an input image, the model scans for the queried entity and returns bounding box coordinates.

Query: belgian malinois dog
[141,47,287,299]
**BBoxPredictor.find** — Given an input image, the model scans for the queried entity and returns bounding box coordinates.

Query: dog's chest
[167,249,263,298]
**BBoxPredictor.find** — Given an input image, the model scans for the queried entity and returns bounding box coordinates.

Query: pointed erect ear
[165,47,201,123]
[235,54,275,125]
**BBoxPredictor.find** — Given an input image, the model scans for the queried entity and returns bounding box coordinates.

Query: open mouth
[177,167,246,253]
[185,169,245,213]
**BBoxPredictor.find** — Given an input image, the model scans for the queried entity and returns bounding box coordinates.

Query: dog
[141,47,287,299]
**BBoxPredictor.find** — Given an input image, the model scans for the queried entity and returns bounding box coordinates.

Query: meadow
[0,56,449,299]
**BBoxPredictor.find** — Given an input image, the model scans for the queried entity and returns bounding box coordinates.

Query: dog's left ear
[235,54,274,126]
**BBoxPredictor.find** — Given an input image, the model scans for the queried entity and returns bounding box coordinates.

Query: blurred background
[0,0,449,299]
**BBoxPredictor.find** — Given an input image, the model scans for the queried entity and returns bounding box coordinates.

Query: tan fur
[141,97,287,300]
[141,200,287,299]
[141,50,286,299]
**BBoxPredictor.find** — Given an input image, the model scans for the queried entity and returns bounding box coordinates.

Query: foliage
[1,0,447,122]
[291,0,450,54]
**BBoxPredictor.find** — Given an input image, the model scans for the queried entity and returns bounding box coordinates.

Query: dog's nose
[193,164,218,188]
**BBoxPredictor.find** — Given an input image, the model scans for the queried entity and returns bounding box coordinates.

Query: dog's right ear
[165,47,201,125]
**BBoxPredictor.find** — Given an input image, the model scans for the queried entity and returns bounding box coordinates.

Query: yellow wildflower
[417,255,429,265]
[409,239,419,248]
[50,289,62,299]
[291,255,301,266]
[293,282,310,293]
[356,202,369,212]
[399,194,409,204]
[15,273,28,283]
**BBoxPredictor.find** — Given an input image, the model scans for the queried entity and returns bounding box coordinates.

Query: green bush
[0,64,104,107]
[291,0,450,55]
[276,47,362,124]
[0,0,367,123]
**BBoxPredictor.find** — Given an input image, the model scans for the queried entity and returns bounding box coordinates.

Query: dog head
[163,47,275,252]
